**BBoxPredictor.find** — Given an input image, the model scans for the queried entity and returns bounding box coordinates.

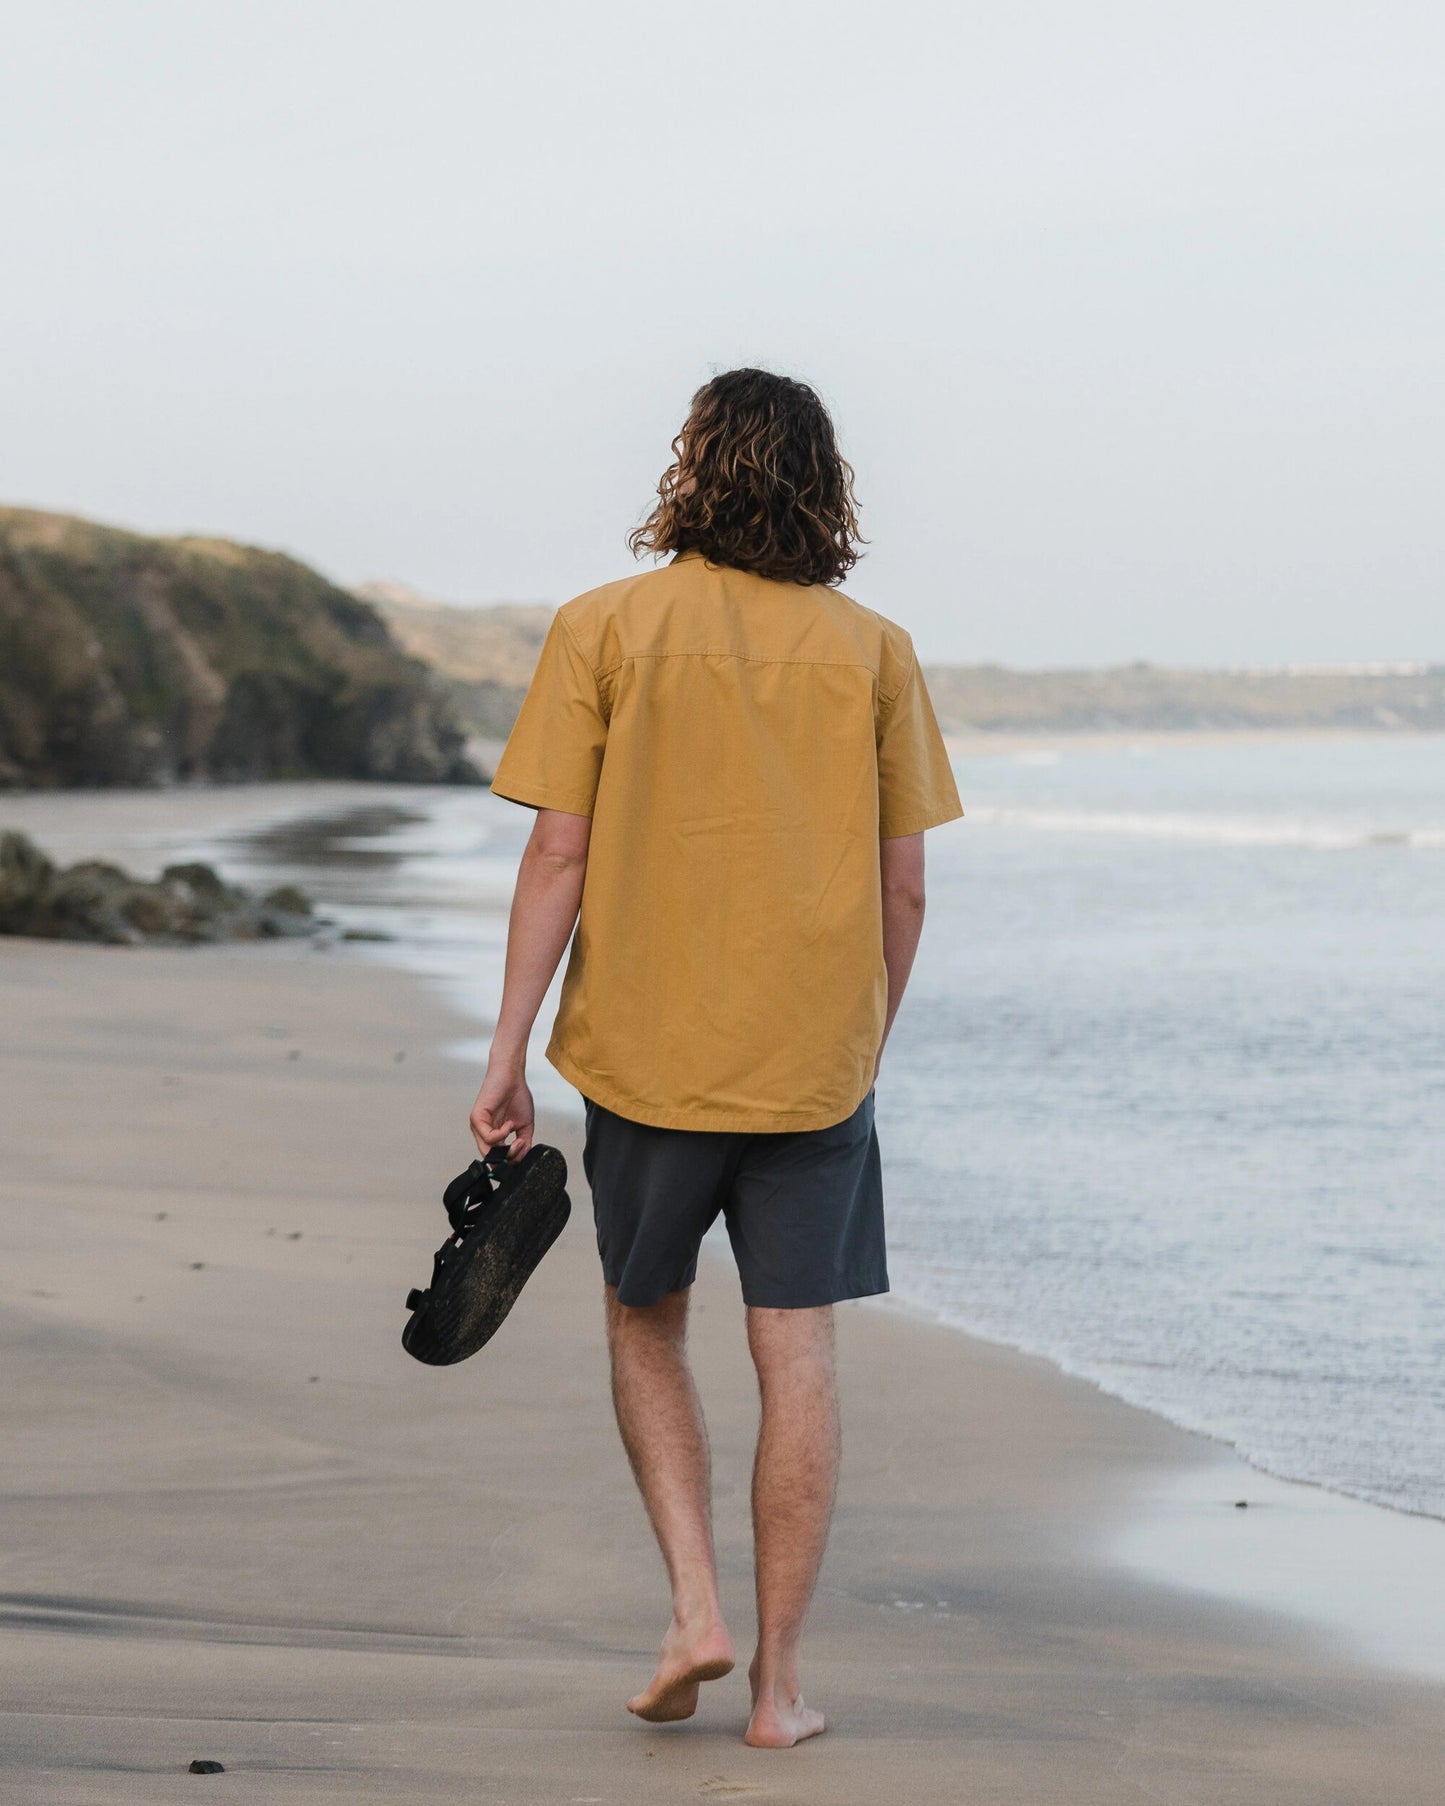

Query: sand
[1,924,1442,1805]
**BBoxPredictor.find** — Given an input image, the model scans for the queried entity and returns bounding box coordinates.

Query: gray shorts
[581,1087,888,1310]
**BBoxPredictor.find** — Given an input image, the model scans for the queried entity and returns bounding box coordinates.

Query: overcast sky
[3,2,1441,665]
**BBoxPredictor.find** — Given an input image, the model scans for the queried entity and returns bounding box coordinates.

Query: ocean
[219,733,1445,1524]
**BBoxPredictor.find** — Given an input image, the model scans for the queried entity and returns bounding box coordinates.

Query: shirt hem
[546,1043,873,1134]
[879,802,966,838]
[488,778,596,816]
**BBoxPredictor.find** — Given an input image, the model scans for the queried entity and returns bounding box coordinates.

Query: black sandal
[402,1144,570,1365]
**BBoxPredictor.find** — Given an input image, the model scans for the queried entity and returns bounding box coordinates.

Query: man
[470,367,963,1748]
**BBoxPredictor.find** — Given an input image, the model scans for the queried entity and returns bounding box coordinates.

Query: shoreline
[2,934,1441,1801]
[0,778,447,875]
[877,1279,1445,1523]
[869,1291,1445,1682]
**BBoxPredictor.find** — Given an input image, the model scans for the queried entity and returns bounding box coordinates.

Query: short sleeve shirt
[490,552,963,1131]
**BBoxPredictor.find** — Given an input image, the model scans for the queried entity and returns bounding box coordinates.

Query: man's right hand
[469,1059,536,1161]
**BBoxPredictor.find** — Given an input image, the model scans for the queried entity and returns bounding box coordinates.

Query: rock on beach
[0,829,316,945]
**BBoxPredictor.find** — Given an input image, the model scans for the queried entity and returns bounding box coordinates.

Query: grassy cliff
[0,509,478,789]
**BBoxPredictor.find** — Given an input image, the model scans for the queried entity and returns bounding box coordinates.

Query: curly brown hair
[629,368,863,588]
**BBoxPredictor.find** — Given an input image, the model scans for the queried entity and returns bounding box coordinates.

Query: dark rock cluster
[0,830,317,945]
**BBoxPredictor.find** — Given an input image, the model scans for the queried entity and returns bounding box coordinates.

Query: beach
[2,792,1443,1802]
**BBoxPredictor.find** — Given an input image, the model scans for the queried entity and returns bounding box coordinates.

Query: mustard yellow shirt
[490,552,964,1131]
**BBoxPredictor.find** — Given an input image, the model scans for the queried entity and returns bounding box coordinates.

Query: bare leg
[744,1303,837,1749]
[604,1284,735,1721]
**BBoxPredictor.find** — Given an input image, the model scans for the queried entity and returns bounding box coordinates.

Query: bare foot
[627,1615,735,1723]
[744,1688,826,1749]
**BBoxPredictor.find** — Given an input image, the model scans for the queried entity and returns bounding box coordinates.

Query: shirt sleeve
[876,647,965,838]
[489,611,608,816]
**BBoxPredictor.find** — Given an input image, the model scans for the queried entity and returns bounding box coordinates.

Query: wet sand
[0,780,448,874]
[2,930,1442,1804]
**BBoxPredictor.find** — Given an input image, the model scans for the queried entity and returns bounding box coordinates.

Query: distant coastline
[919,661,1445,736]
[941,723,1445,759]
[361,583,1445,740]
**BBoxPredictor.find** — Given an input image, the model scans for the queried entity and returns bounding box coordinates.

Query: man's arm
[469,807,591,1160]
[874,831,926,1085]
